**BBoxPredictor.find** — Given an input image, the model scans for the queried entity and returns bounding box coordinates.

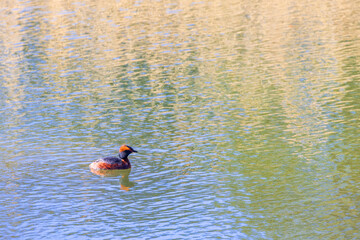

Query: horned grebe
[89,145,137,170]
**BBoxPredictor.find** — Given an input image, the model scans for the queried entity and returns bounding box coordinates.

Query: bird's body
[90,145,137,170]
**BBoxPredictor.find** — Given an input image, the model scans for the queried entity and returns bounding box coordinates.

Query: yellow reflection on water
[0,0,359,238]
[90,168,135,191]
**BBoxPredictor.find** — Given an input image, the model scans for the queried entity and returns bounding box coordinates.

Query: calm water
[1,0,360,239]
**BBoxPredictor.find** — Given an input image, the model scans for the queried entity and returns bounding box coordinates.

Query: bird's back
[99,156,122,164]
[90,156,128,170]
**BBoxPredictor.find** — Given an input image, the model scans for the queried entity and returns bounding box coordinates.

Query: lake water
[1,0,359,239]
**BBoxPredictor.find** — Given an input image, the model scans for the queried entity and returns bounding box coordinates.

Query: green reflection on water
[0,0,359,239]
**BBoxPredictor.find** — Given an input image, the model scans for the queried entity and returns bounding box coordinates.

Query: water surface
[1,0,360,239]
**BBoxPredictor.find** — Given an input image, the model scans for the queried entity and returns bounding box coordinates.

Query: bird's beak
[132,149,138,153]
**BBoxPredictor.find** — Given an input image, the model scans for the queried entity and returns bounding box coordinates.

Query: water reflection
[90,168,135,191]
[1,0,360,239]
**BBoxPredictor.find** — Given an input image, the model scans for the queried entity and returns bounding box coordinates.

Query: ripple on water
[1,0,360,239]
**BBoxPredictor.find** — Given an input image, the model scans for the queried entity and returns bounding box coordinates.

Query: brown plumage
[89,145,137,170]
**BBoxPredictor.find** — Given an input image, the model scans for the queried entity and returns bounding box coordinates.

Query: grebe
[89,145,137,170]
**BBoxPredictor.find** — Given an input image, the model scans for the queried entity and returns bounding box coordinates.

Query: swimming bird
[89,145,137,170]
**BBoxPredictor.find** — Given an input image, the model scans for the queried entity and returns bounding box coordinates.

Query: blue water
[1,0,360,239]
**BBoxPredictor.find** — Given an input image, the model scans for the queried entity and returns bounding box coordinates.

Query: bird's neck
[119,152,131,167]
[119,151,129,159]
[121,157,131,168]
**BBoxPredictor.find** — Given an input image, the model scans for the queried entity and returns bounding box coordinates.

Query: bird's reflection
[90,168,135,191]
